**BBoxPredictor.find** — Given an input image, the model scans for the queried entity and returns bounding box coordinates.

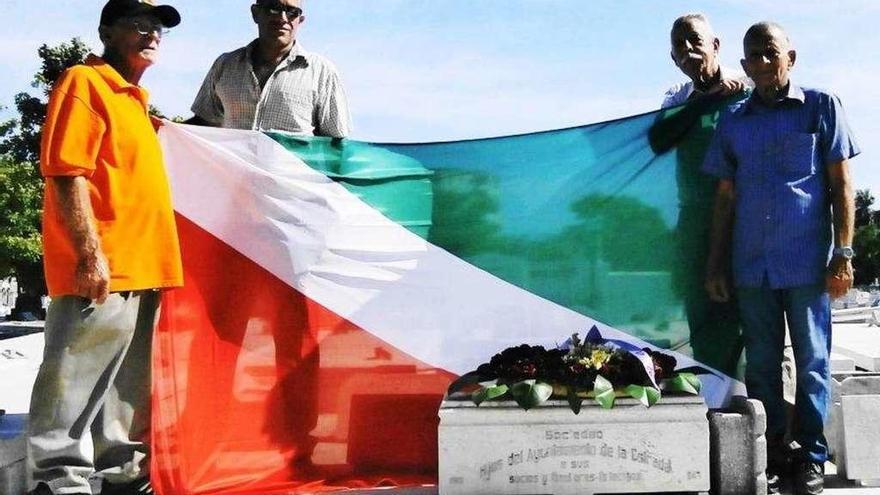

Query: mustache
[678,52,703,65]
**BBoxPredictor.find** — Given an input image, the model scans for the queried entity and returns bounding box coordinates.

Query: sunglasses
[127,20,170,37]
[257,2,303,19]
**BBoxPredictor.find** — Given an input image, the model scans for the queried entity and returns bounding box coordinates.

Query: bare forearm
[51,176,102,260]
[826,159,855,298]
[829,160,854,247]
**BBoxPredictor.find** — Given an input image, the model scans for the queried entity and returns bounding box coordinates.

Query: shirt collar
[85,54,150,104]
[246,40,308,68]
[744,82,805,113]
[683,65,744,102]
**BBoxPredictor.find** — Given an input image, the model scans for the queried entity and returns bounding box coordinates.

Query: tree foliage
[0,156,43,275]
[854,189,880,286]
[0,38,90,313]
[1,38,90,163]
[856,189,876,229]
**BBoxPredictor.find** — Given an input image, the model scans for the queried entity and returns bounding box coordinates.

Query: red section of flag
[151,215,453,494]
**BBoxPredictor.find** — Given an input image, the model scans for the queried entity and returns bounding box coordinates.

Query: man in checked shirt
[188,0,351,136]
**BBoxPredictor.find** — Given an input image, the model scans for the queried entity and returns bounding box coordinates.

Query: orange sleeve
[40,69,106,178]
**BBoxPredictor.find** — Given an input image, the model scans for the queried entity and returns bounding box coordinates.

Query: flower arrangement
[447,326,702,413]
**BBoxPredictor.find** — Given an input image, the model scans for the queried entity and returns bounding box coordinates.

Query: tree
[856,189,875,228]
[0,38,89,319]
[853,189,880,286]
[854,224,880,286]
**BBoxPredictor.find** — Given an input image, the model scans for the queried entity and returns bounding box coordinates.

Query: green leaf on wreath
[593,375,616,409]
[510,380,553,410]
[683,373,702,393]
[625,384,661,407]
[567,387,583,415]
[448,371,485,395]
[664,373,702,395]
[472,384,509,406]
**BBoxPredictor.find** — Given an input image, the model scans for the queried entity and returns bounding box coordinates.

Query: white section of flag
[159,123,743,407]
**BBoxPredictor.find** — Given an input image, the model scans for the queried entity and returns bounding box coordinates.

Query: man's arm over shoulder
[313,56,352,138]
[711,66,753,97]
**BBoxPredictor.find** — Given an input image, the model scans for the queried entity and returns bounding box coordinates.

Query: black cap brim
[151,5,181,28]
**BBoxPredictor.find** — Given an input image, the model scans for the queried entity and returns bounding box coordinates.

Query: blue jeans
[736,282,831,463]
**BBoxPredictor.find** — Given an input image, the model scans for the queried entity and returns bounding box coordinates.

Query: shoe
[101,478,154,495]
[794,461,824,495]
[27,482,90,495]
[766,466,783,494]
[766,439,795,494]
[26,483,53,495]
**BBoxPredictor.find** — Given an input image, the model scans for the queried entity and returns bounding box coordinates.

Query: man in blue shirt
[703,22,859,495]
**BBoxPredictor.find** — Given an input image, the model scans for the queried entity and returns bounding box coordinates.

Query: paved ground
[0,324,43,415]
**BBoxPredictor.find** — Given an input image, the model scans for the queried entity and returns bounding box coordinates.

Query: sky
[1,0,878,192]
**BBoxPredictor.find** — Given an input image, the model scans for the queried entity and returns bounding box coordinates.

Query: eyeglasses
[258,2,303,20]
[129,20,170,37]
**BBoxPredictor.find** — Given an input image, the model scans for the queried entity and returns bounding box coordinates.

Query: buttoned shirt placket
[762,137,783,285]
[248,47,296,132]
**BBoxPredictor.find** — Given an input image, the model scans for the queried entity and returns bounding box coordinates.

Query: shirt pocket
[280,91,314,116]
[782,132,818,177]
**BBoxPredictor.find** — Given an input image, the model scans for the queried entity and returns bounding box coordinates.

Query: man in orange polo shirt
[27,1,182,494]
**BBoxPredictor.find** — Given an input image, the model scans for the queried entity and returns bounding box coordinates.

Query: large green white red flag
[151,109,743,494]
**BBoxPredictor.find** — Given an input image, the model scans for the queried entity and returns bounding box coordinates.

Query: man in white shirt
[188,0,351,136]
[662,13,747,109]
[651,13,750,380]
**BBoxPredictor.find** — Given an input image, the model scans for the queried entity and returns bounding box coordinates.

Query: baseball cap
[100,0,181,28]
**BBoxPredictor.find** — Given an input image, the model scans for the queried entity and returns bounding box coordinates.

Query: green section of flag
[267,97,741,370]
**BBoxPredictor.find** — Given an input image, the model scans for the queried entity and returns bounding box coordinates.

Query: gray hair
[671,13,715,37]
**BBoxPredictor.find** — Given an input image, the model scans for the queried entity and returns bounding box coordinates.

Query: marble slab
[438,395,709,494]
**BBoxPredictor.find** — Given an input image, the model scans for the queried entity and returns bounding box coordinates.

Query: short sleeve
[661,82,688,109]
[701,118,736,179]
[818,92,860,165]
[190,56,225,125]
[40,70,106,177]
[315,65,352,138]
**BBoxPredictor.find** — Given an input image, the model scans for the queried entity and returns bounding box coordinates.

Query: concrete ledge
[831,325,880,371]
[830,353,856,372]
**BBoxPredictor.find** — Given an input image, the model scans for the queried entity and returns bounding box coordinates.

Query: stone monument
[438,394,710,494]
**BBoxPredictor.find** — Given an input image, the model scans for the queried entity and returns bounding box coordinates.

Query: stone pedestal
[0,414,28,495]
[438,395,709,495]
[708,397,767,495]
[827,372,880,484]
